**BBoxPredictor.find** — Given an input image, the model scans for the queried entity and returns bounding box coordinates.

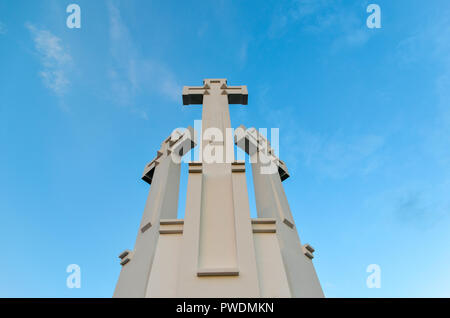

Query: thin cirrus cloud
[0,21,7,34]
[291,130,385,178]
[363,181,450,229]
[268,0,371,48]
[106,2,181,112]
[25,23,73,96]
[395,10,450,167]
[255,90,385,179]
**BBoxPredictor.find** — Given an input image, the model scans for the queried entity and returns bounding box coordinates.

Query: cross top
[182,78,248,106]
[203,78,228,86]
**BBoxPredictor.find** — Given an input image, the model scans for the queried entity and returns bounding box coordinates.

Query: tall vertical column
[113,127,195,298]
[235,126,324,298]
[178,79,259,297]
[198,80,238,273]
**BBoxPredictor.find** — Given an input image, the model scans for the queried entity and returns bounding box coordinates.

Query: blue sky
[0,0,449,297]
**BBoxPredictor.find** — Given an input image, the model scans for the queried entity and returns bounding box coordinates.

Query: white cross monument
[113,79,324,298]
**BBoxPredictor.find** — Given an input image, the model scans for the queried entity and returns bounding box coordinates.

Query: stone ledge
[159,219,184,234]
[251,218,276,233]
[302,244,315,259]
[140,221,152,233]
[118,249,133,266]
[197,268,239,277]
[231,161,246,172]
[283,218,295,229]
[188,162,202,173]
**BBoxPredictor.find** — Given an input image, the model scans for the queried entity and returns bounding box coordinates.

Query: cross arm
[168,126,197,157]
[223,85,248,105]
[142,126,197,184]
[235,125,290,181]
[182,86,206,105]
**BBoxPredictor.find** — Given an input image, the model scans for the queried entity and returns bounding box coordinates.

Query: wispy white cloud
[255,97,385,179]
[26,23,73,96]
[106,2,181,116]
[0,21,7,34]
[366,10,450,226]
[197,22,208,38]
[238,41,248,65]
[394,191,436,226]
[364,181,450,229]
[268,0,324,35]
[268,0,371,48]
[396,34,425,65]
[290,129,384,178]
[397,10,450,168]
